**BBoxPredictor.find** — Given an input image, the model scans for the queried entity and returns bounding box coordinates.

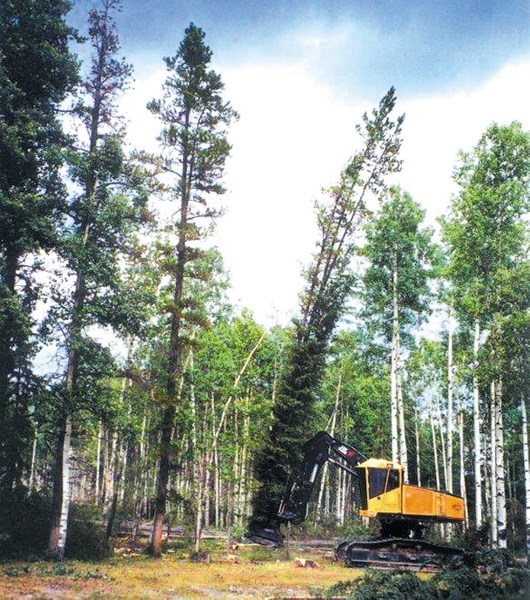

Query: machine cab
[355,458,403,518]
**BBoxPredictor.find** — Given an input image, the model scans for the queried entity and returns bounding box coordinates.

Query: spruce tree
[0,0,79,491]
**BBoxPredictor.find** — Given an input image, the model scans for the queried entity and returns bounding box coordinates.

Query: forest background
[1,0,530,565]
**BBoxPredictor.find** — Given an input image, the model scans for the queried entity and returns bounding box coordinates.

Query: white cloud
[217,64,365,323]
[123,55,530,326]
[400,56,530,225]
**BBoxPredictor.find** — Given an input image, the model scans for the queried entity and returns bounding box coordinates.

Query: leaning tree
[249,88,404,539]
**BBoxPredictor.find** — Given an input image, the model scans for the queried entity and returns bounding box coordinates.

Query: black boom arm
[277,431,366,525]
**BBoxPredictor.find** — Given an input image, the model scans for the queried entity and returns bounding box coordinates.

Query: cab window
[368,468,387,498]
[368,468,400,498]
[386,468,400,492]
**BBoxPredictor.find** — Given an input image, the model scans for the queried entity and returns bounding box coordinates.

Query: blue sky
[70,0,530,97]
[69,1,530,325]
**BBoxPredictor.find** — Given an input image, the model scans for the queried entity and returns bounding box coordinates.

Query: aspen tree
[363,188,433,484]
[443,122,530,540]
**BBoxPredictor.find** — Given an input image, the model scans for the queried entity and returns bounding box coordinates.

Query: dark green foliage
[323,556,530,599]
[324,570,440,599]
[0,0,79,490]
[0,0,79,247]
[0,490,52,559]
[0,492,110,561]
[459,524,491,553]
[433,550,530,599]
[65,504,112,560]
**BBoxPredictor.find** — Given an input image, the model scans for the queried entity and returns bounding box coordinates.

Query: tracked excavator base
[335,538,464,572]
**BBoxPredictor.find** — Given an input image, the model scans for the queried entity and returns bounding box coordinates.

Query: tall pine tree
[146,23,237,558]
[47,0,146,560]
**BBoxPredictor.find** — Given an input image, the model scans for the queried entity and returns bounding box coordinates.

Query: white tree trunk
[56,415,73,560]
[493,379,507,548]
[336,468,346,526]
[391,258,399,463]
[490,385,497,546]
[430,400,440,490]
[415,409,421,487]
[473,319,483,527]
[436,393,448,489]
[521,396,530,558]
[28,426,38,490]
[94,420,102,503]
[397,369,408,482]
[106,428,118,509]
[458,398,469,528]
[446,306,454,494]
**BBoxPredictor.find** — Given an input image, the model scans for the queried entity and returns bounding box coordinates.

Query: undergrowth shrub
[323,550,530,599]
[0,490,110,560]
[324,569,439,599]
[65,504,111,560]
[0,489,51,559]
[433,549,530,599]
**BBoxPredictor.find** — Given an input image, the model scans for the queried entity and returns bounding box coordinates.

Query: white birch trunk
[473,320,483,527]
[430,400,440,490]
[56,415,73,560]
[336,468,345,526]
[493,379,507,548]
[397,368,408,482]
[29,427,38,490]
[436,393,448,489]
[447,307,454,494]
[490,383,497,546]
[415,409,421,487]
[521,396,530,558]
[106,428,118,508]
[458,398,469,528]
[391,282,399,464]
[95,420,102,502]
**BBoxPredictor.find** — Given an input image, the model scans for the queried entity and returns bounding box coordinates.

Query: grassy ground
[0,540,363,598]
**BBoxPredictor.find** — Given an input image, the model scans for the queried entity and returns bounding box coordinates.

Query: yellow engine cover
[401,484,465,522]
